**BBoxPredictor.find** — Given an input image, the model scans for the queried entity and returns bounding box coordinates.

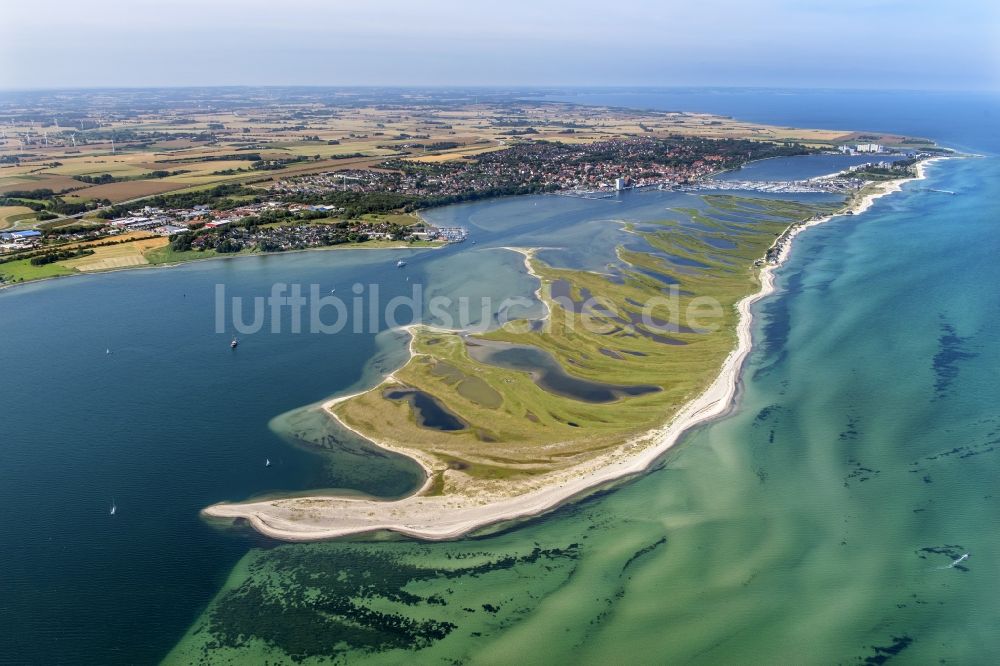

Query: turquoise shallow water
[1,90,997,663]
[168,154,1000,664]
[0,185,811,664]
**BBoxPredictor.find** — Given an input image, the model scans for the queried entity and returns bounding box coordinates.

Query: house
[154,225,187,236]
[3,230,43,242]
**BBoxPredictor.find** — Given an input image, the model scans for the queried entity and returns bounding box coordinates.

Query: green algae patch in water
[165,539,583,664]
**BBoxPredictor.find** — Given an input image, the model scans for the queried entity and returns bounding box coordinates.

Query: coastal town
[271,136,812,201]
[1,141,922,268]
[2,134,808,270]
[0,87,941,286]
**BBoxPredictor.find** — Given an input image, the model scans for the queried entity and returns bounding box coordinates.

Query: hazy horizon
[3,0,998,91]
[2,84,999,94]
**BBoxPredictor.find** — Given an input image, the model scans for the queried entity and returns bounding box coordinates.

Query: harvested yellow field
[67,231,157,248]
[0,173,85,195]
[0,164,44,178]
[69,180,188,202]
[161,160,262,182]
[280,141,398,158]
[63,236,168,272]
[0,205,36,228]
[147,138,203,151]
[47,158,152,178]
[529,133,610,144]
[410,144,507,163]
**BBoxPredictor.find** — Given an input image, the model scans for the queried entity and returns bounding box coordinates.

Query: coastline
[0,239,445,293]
[202,157,947,542]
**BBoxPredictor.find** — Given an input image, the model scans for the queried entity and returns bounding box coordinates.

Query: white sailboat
[109,500,117,516]
[265,458,271,467]
[949,553,970,568]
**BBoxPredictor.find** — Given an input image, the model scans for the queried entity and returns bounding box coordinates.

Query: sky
[2,0,998,90]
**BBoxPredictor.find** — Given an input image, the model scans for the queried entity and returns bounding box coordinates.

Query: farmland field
[409,143,507,162]
[65,180,188,203]
[0,173,85,195]
[47,158,153,178]
[277,141,398,158]
[0,257,75,282]
[62,236,168,272]
[0,205,37,229]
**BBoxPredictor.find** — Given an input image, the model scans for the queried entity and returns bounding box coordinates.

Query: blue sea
[1,89,997,663]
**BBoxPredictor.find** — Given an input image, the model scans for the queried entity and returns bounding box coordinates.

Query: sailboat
[230,336,239,349]
[106,348,111,355]
[396,259,407,268]
[109,500,117,516]
[265,458,271,467]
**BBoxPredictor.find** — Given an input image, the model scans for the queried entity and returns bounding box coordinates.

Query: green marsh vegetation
[334,196,839,487]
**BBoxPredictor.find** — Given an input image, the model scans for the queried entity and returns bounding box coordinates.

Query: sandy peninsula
[203,157,947,541]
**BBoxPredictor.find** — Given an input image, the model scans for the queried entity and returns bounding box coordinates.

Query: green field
[0,232,440,289]
[0,206,39,230]
[360,212,423,227]
[0,257,76,283]
[144,245,230,266]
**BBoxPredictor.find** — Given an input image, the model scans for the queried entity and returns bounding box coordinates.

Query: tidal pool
[384,388,468,431]
[466,339,660,403]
